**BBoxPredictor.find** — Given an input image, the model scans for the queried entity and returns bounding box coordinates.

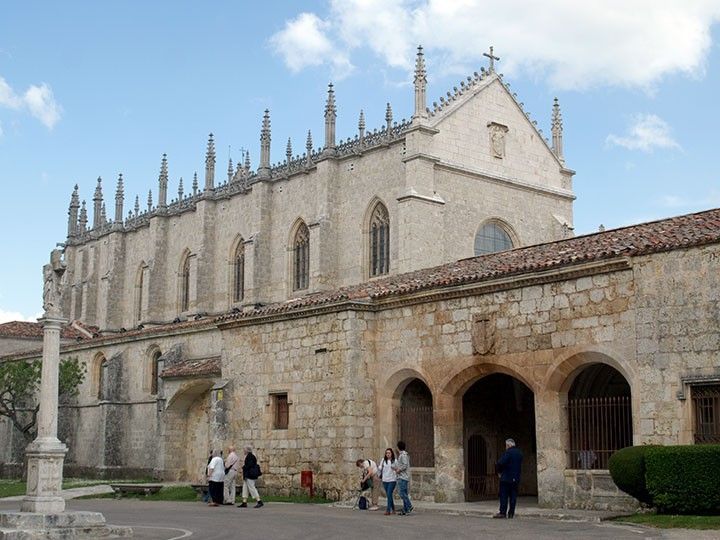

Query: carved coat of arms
[472,313,496,355]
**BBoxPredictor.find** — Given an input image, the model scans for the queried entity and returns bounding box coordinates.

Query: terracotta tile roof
[161,356,221,379]
[0,321,97,340]
[218,207,720,320]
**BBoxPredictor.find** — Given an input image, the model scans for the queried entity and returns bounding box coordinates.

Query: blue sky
[1,1,719,321]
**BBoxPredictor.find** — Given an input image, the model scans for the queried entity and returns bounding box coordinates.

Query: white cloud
[0,76,62,129]
[23,83,62,129]
[269,12,353,78]
[0,308,41,324]
[657,190,720,209]
[270,1,720,90]
[606,114,681,152]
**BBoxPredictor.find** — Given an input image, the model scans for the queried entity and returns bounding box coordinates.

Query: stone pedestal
[20,439,67,514]
[0,511,132,539]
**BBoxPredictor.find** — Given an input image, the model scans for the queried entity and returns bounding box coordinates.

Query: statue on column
[43,249,66,317]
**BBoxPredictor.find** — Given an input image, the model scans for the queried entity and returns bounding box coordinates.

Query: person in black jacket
[493,438,523,519]
[237,445,264,508]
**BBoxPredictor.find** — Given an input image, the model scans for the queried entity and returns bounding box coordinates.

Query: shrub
[608,445,658,504]
[645,445,720,515]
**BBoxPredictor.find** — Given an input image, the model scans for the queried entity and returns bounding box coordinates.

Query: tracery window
[180,255,190,312]
[474,222,514,256]
[369,203,390,277]
[150,350,163,396]
[293,223,309,291]
[233,240,245,303]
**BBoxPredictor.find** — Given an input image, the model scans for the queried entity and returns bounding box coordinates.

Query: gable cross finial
[483,45,500,73]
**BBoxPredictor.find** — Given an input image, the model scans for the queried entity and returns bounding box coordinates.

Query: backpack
[358,495,368,510]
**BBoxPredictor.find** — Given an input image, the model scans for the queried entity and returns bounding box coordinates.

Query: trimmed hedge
[645,445,720,515]
[608,445,657,504]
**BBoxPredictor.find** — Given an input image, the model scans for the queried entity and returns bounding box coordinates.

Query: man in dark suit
[493,438,523,519]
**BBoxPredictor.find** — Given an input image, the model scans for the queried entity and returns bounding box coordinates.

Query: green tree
[0,356,85,442]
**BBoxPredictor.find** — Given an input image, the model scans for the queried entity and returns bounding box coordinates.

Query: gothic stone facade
[58,64,573,332]
[2,209,719,511]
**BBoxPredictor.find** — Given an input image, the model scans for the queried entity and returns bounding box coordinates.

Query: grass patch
[80,485,332,504]
[613,513,720,529]
[0,478,153,499]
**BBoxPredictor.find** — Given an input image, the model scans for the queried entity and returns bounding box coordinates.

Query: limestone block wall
[219,310,377,500]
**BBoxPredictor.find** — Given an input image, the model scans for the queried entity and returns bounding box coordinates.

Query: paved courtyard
[2,498,717,540]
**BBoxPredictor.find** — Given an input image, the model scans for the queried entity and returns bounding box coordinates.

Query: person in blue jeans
[378,448,398,514]
[493,438,523,519]
[393,441,413,515]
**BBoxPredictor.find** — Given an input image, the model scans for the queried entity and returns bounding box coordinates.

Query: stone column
[20,315,68,514]
[433,392,464,502]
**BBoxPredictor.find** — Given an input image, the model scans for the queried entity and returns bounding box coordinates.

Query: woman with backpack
[378,448,398,515]
[238,445,264,508]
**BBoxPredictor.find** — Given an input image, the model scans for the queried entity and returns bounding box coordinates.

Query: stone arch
[228,234,245,305]
[473,217,519,256]
[544,347,635,394]
[363,197,391,278]
[546,349,634,470]
[440,361,538,398]
[288,218,310,291]
[162,379,215,481]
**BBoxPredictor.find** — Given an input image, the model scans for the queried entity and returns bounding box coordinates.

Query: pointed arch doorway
[463,373,537,501]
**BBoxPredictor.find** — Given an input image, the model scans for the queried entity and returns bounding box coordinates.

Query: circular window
[474,222,513,256]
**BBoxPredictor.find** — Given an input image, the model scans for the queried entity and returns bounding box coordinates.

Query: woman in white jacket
[378,448,398,515]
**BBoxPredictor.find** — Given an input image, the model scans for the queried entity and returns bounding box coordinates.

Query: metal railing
[693,385,720,444]
[397,405,434,467]
[567,395,632,469]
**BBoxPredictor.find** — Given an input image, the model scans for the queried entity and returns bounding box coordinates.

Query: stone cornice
[401,152,440,164]
[436,160,576,201]
[396,189,446,205]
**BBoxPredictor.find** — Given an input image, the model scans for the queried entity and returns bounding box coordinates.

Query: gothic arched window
[474,222,514,256]
[180,255,191,312]
[150,349,163,396]
[233,240,245,303]
[369,202,390,277]
[292,222,310,291]
[97,355,107,400]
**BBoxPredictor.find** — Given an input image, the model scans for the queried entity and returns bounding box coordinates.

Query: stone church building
[1,48,719,510]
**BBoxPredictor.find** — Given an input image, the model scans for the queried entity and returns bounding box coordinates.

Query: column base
[21,440,67,513]
[0,511,132,539]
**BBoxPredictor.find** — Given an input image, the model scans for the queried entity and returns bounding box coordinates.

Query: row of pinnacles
[65,46,565,242]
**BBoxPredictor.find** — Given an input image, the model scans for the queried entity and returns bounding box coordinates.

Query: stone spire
[323,83,337,156]
[358,110,365,141]
[92,177,103,229]
[135,195,140,216]
[101,202,107,224]
[385,102,393,137]
[192,172,198,196]
[158,154,168,208]
[146,190,152,212]
[227,155,233,183]
[205,133,216,191]
[178,177,184,200]
[114,174,124,224]
[286,137,293,166]
[67,184,80,238]
[258,110,271,178]
[305,130,313,166]
[244,150,251,173]
[413,45,428,122]
[79,200,88,232]
[551,97,564,163]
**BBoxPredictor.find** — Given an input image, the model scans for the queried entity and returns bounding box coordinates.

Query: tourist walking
[378,448,397,515]
[394,441,413,515]
[206,449,225,507]
[238,445,264,508]
[355,457,381,510]
[493,438,523,519]
[223,445,240,504]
